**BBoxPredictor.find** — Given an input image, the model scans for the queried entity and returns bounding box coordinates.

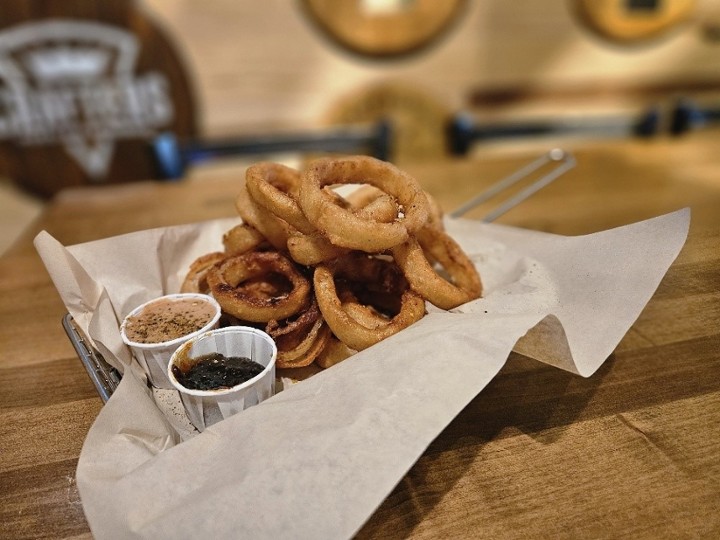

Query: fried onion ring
[206,251,311,322]
[343,184,385,208]
[266,297,319,339]
[276,320,331,368]
[287,189,402,265]
[424,190,445,232]
[325,185,397,222]
[265,298,330,368]
[352,192,399,224]
[315,335,356,369]
[337,288,391,330]
[392,226,482,310]
[180,252,227,294]
[222,223,266,255]
[349,185,444,230]
[245,162,316,234]
[235,181,291,251]
[313,253,426,351]
[287,232,346,266]
[299,156,430,252]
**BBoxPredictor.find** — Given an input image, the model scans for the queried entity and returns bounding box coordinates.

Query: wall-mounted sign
[0,1,196,197]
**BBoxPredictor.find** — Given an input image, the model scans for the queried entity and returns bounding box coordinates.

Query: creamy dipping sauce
[124,297,216,344]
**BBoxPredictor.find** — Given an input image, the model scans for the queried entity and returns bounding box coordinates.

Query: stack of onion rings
[178,155,482,375]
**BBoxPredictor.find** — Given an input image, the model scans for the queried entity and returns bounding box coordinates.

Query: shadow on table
[355,351,616,538]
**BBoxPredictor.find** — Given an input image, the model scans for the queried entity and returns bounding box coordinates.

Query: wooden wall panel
[141,0,720,136]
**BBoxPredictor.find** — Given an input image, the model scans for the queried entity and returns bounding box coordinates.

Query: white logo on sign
[0,20,174,179]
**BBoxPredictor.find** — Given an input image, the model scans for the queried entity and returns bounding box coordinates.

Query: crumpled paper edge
[475,210,691,376]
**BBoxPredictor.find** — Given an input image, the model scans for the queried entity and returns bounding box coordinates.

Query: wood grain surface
[1,135,719,539]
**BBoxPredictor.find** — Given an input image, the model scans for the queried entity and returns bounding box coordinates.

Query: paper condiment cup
[120,293,222,389]
[168,326,277,431]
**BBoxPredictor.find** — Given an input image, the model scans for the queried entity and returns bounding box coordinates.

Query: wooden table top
[1,135,719,539]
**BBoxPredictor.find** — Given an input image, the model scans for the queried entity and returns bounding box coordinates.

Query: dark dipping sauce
[172,352,264,391]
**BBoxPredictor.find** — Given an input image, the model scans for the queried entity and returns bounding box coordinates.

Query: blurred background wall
[3,0,720,252]
[142,0,720,136]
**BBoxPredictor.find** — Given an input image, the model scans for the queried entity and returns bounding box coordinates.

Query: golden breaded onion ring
[235,181,291,251]
[222,223,266,255]
[246,162,316,234]
[180,252,227,294]
[206,251,311,322]
[345,185,439,232]
[424,190,445,232]
[315,335,356,369]
[338,289,392,330]
[392,226,482,310]
[276,320,331,369]
[287,189,401,265]
[287,232,347,267]
[348,184,444,230]
[343,184,385,208]
[313,253,425,351]
[299,156,430,252]
[265,298,330,368]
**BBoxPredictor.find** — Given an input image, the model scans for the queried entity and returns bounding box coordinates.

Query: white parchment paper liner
[34,208,689,539]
